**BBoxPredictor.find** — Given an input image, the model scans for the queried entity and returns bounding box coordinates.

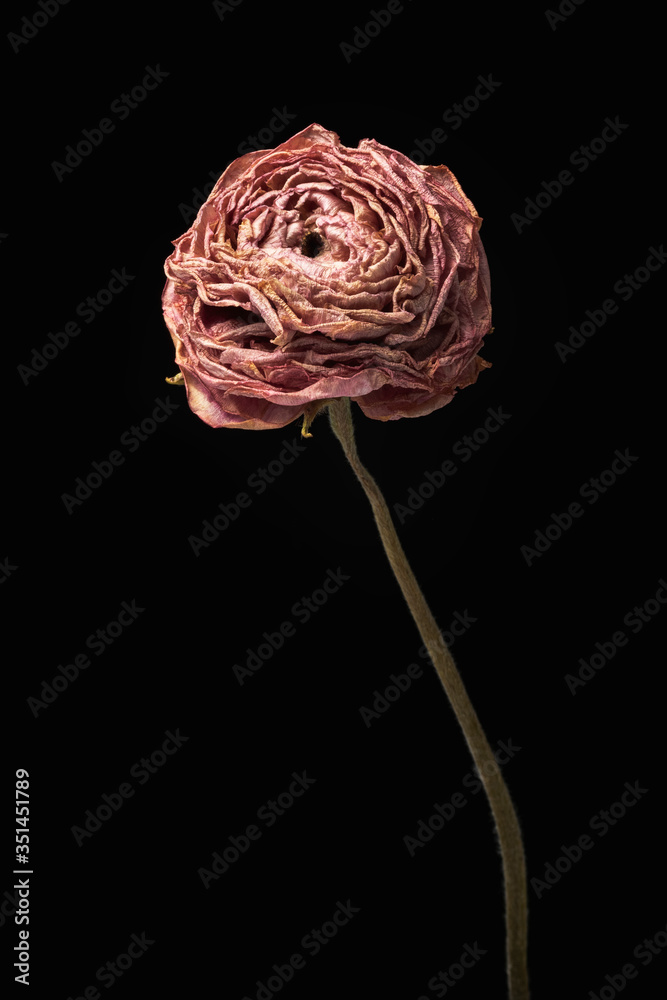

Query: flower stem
[326,397,529,1000]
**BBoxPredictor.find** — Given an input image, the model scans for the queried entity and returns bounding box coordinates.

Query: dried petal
[162,124,492,430]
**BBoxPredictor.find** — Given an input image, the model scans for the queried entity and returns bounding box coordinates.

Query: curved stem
[326,397,529,1000]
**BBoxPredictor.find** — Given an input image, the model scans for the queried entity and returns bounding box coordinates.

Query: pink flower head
[162,124,492,430]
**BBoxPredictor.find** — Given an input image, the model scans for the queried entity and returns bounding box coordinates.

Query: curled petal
[162,124,492,430]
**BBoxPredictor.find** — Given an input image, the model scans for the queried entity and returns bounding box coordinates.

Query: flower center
[300,230,324,258]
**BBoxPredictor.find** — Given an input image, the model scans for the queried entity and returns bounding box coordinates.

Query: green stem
[325,397,529,1000]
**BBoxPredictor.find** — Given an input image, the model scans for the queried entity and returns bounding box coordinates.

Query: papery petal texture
[162,124,492,429]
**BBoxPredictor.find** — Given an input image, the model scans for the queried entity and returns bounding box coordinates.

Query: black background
[3,2,665,998]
